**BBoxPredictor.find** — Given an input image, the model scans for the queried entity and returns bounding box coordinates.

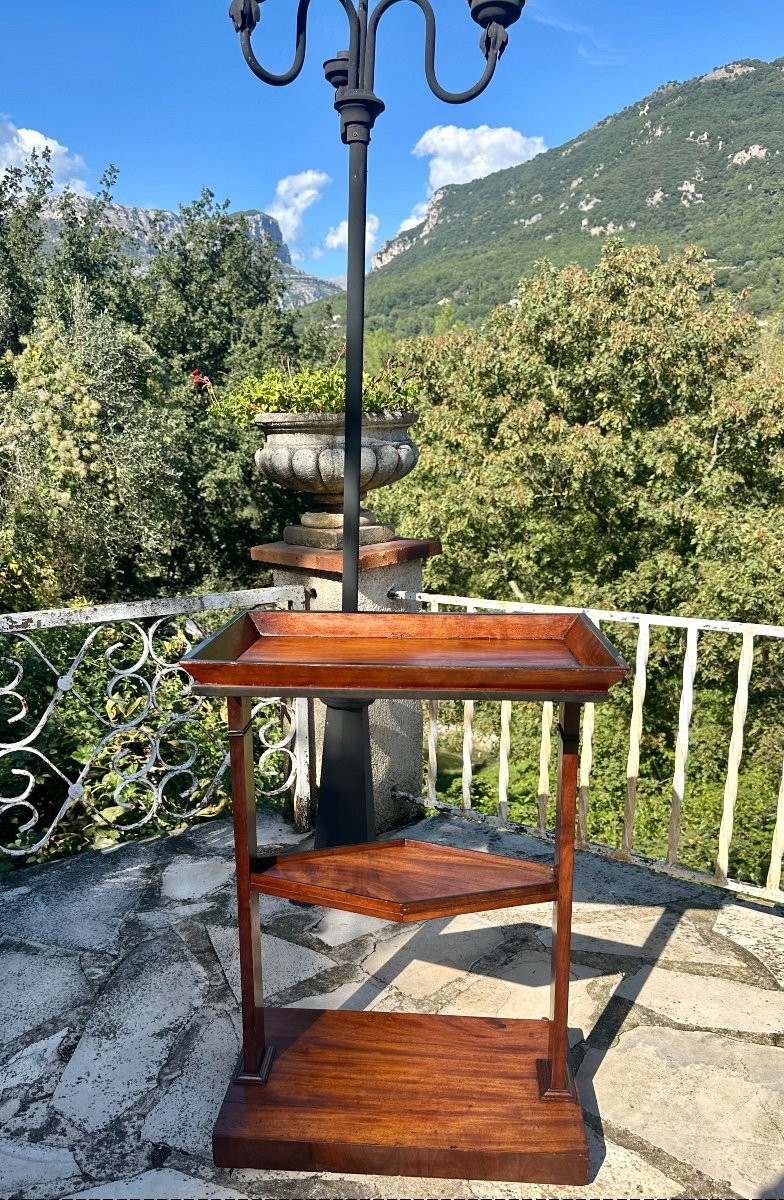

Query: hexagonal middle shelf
[251,837,556,921]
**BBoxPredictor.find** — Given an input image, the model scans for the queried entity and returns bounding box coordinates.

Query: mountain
[41,199,343,309]
[365,57,784,335]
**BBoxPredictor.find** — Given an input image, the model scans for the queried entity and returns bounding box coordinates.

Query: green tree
[140,190,299,379]
[384,242,784,623]
[44,167,139,328]
[0,151,52,355]
[380,242,784,888]
[0,281,177,605]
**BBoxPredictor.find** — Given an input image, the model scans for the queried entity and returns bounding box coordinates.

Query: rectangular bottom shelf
[213,1008,589,1184]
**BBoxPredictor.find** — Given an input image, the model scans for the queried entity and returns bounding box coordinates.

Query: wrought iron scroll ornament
[0,615,300,857]
[229,0,525,108]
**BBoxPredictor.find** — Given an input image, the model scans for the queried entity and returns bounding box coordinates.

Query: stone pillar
[251,537,441,832]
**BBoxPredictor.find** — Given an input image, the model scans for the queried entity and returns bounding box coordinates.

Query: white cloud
[394,125,546,234]
[268,169,331,245]
[324,221,347,251]
[412,124,546,192]
[325,212,380,257]
[0,120,89,193]
[397,200,429,235]
[576,41,625,67]
[526,1,590,37]
[527,1,624,66]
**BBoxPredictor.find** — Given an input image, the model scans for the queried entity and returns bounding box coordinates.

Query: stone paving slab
[538,901,734,965]
[579,1025,784,1199]
[141,1009,239,1156]
[172,811,306,854]
[616,964,784,1033]
[0,945,92,1048]
[308,907,391,947]
[0,842,152,953]
[0,808,781,1200]
[399,816,552,862]
[359,912,506,1001]
[207,924,336,1002]
[0,1136,81,1200]
[290,973,387,1011]
[160,854,234,900]
[1,1029,68,1092]
[714,898,784,985]
[66,1168,249,1199]
[51,930,208,1132]
[439,951,620,1045]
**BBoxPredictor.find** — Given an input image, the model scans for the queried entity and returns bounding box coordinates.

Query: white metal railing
[391,590,784,905]
[0,586,311,858]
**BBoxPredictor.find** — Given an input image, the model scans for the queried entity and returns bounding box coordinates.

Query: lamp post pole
[230,0,526,844]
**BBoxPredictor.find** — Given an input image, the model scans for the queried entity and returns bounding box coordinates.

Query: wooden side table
[182,610,627,1184]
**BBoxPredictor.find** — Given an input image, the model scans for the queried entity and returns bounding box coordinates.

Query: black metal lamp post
[230,0,526,847]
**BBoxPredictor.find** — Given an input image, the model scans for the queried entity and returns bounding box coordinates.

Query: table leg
[227,696,274,1082]
[540,701,580,1099]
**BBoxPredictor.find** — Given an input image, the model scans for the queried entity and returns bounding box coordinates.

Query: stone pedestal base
[283,523,395,549]
[251,538,441,832]
[283,508,394,550]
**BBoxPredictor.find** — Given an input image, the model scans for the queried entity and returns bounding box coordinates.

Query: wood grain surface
[251,838,557,920]
[182,610,628,700]
[250,537,442,572]
[213,1008,589,1183]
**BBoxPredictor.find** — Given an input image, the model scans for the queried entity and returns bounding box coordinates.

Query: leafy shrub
[210,362,421,427]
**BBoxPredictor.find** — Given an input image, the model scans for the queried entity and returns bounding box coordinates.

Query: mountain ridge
[364,57,784,334]
[41,197,343,310]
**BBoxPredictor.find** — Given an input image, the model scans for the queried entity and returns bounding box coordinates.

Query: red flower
[191,369,212,391]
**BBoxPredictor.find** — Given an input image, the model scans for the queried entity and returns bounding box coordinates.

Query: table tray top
[181,610,628,701]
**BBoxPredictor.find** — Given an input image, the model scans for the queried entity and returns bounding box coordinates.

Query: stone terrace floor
[1,810,783,1200]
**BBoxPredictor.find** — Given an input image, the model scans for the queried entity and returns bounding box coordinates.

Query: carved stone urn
[254,411,419,548]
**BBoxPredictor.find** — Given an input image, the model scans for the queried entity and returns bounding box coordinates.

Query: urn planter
[254,411,419,548]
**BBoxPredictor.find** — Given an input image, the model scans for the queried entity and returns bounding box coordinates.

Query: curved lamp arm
[364,0,505,103]
[230,0,360,88]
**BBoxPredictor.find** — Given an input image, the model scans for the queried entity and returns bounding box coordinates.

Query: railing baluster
[462,700,475,810]
[460,604,476,810]
[668,625,699,864]
[624,619,650,857]
[537,701,554,833]
[427,699,438,807]
[291,695,311,832]
[766,759,784,896]
[498,700,512,822]
[577,703,594,848]
[390,588,784,904]
[426,601,439,806]
[716,630,754,882]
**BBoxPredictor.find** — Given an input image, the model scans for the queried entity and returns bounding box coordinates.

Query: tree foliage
[141,190,298,379]
[361,56,784,335]
[384,242,784,624]
[0,167,324,610]
[0,281,176,604]
[0,151,51,353]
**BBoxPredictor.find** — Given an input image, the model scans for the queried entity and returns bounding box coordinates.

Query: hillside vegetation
[364,57,784,334]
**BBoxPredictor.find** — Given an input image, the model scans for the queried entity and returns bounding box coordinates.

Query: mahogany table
[182,610,627,1184]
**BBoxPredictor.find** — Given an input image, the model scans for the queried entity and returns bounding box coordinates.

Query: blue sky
[1,1,782,280]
